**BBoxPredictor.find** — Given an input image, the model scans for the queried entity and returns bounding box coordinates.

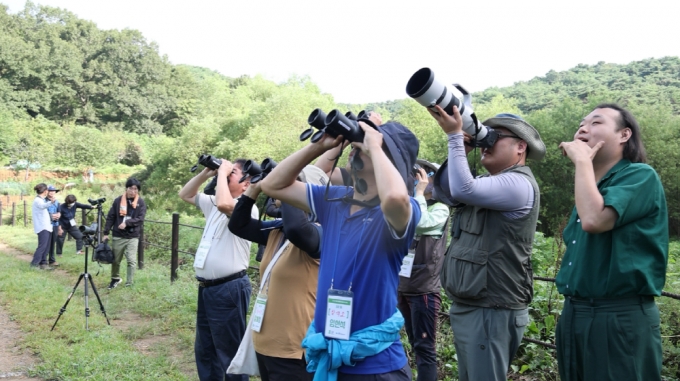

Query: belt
[196,270,247,288]
[567,295,653,306]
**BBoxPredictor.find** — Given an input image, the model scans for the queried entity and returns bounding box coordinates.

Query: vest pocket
[443,246,488,300]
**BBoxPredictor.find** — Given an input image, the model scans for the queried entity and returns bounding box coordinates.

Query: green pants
[111,237,138,285]
[556,296,662,381]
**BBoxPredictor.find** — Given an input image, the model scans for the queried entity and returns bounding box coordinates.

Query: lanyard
[260,237,290,294]
[329,208,374,292]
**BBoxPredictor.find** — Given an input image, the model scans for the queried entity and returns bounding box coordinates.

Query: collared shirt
[47,199,60,227]
[32,196,54,233]
[413,195,449,238]
[556,160,669,298]
[194,193,257,280]
[307,184,420,375]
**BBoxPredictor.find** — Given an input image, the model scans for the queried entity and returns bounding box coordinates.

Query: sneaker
[125,283,133,287]
[76,250,84,255]
[49,262,60,266]
[39,264,54,270]
[107,279,122,290]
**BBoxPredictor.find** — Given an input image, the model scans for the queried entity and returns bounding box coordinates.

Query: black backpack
[93,242,114,264]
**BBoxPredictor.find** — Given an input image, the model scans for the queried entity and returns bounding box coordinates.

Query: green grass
[0,225,199,380]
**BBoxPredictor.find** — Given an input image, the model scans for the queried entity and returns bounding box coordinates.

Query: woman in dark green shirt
[556,104,668,381]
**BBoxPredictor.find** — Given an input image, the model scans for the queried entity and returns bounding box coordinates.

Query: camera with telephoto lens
[239,158,278,183]
[406,67,499,148]
[300,109,375,143]
[190,154,222,172]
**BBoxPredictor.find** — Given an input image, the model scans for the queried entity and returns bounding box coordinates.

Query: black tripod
[51,201,111,331]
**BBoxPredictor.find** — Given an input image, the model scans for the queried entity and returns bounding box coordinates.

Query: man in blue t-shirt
[261,120,420,380]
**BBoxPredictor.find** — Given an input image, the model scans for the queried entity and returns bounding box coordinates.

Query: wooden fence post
[11,202,15,227]
[23,200,26,227]
[0,201,3,226]
[171,213,179,283]
[138,223,144,270]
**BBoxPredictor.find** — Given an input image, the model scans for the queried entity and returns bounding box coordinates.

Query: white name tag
[325,290,353,340]
[251,294,268,332]
[69,218,76,227]
[399,250,416,278]
[193,240,211,269]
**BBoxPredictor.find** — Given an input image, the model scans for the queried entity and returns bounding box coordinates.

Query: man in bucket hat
[428,105,545,381]
[261,121,421,380]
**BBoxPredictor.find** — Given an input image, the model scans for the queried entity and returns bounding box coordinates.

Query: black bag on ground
[93,242,114,264]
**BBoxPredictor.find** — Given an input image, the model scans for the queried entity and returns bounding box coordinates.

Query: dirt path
[0,243,42,380]
[0,242,195,380]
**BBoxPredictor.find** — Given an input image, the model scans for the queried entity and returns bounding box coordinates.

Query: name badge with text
[251,294,268,332]
[193,240,211,269]
[399,249,416,278]
[325,289,353,340]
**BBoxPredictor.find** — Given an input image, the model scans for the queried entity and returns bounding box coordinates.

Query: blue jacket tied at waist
[301,310,404,381]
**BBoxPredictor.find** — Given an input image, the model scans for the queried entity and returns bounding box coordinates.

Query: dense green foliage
[2,2,680,230]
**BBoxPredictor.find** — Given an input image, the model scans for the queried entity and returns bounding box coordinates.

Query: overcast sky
[3,0,680,104]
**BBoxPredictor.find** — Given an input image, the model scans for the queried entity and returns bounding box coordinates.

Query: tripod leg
[84,273,90,331]
[51,273,85,331]
[87,273,111,326]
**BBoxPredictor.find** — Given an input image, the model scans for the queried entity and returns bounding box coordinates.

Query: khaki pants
[111,237,138,285]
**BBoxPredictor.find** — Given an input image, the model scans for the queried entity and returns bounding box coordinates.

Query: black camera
[88,197,106,207]
[79,222,98,236]
[190,154,222,172]
[300,109,375,143]
[240,158,278,183]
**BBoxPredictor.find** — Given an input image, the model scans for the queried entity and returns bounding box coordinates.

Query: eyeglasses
[126,187,139,192]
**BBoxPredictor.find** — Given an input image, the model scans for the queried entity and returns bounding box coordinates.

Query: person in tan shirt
[228,165,327,381]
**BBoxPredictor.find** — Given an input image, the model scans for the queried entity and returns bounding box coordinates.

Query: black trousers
[31,230,51,266]
[57,225,85,254]
[256,352,312,381]
[397,292,440,381]
[48,227,59,263]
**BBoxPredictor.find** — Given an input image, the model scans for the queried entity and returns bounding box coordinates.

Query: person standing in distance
[103,178,147,289]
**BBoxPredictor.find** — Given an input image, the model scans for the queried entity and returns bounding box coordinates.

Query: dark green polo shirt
[556,159,668,298]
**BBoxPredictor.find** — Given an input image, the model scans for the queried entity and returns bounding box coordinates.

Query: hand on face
[559,139,605,163]
[367,112,383,126]
[216,159,234,177]
[427,105,463,134]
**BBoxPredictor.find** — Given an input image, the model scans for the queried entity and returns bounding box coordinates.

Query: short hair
[233,159,247,170]
[594,103,647,163]
[34,183,47,194]
[65,194,77,204]
[125,177,142,191]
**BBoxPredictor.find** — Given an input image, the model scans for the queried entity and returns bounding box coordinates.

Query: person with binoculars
[179,158,256,381]
[228,165,328,381]
[429,105,546,381]
[261,118,420,380]
[102,177,147,289]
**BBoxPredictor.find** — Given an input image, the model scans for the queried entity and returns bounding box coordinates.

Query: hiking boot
[39,264,54,270]
[49,262,60,267]
[107,279,122,290]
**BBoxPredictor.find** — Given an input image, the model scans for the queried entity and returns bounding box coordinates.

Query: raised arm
[228,183,272,246]
[356,123,412,236]
[179,167,217,205]
[280,202,321,258]
[261,134,343,213]
[314,140,349,186]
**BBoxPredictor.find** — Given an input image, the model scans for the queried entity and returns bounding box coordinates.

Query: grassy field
[0,225,211,380]
[1,223,678,380]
